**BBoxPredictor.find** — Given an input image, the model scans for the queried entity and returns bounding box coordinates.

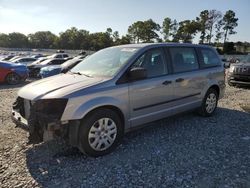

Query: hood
[18,73,106,100]
[232,62,250,67]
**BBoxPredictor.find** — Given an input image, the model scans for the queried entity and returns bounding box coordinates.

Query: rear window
[200,48,220,68]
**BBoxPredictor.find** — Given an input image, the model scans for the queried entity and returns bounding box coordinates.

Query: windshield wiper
[68,71,92,77]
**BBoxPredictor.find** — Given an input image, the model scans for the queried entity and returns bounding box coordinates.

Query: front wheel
[5,72,21,85]
[198,88,218,117]
[78,109,124,157]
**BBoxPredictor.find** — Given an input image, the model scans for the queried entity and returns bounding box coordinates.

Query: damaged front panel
[12,97,69,144]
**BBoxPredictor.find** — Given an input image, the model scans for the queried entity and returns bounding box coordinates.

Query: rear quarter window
[199,48,221,68]
[169,47,199,73]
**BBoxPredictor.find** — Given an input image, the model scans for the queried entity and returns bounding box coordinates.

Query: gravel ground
[0,81,250,188]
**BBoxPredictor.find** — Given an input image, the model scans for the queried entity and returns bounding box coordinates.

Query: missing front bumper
[11,109,68,144]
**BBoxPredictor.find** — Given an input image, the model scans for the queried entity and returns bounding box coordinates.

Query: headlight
[33,99,68,117]
[229,66,235,72]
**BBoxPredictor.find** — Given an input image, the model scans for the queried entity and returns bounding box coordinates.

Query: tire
[78,108,124,157]
[5,72,20,85]
[198,88,218,117]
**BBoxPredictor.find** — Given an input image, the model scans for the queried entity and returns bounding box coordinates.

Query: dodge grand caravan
[12,43,225,157]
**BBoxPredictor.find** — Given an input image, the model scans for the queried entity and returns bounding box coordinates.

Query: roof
[115,42,214,49]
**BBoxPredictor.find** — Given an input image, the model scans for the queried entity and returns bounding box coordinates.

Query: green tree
[162,17,172,41]
[222,10,238,43]
[175,20,200,43]
[170,19,179,42]
[128,19,160,43]
[8,32,29,48]
[89,32,113,50]
[214,19,224,43]
[197,10,209,44]
[0,33,9,47]
[207,10,222,44]
[28,31,57,48]
[128,21,145,43]
[223,42,236,54]
[142,19,161,42]
[57,27,90,49]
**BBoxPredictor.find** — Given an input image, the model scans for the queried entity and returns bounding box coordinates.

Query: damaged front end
[12,97,68,144]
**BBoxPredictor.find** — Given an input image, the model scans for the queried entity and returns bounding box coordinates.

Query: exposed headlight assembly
[33,98,68,118]
[229,66,235,72]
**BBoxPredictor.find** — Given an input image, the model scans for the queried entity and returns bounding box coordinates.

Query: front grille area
[13,97,25,117]
[13,97,31,119]
[233,66,250,75]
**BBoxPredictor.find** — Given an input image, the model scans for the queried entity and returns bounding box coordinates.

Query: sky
[0,0,249,43]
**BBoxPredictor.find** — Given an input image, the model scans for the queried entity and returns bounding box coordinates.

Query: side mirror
[129,67,147,81]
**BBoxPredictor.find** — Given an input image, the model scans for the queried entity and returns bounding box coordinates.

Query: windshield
[71,46,138,77]
[242,55,250,63]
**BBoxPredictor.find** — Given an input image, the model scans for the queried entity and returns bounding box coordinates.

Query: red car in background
[0,61,29,85]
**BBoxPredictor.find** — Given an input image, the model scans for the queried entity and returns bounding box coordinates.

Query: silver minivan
[12,43,225,157]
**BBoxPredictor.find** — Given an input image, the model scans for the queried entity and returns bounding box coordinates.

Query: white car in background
[11,57,37,65]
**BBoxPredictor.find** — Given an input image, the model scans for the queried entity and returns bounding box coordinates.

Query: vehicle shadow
[25,107,250,187]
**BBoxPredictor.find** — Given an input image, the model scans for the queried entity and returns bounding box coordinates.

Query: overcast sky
[0,0,249,43]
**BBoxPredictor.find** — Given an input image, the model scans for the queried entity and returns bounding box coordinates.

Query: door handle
[176,78,184,82]
[162,80,172,85]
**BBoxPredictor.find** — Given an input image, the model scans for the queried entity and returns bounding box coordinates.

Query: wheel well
[85,105,125,128]
[209,85,220,97]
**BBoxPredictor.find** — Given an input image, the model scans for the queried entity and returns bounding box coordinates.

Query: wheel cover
[88,118,117,151]
[7,73,19,84]
[205,93,217,113]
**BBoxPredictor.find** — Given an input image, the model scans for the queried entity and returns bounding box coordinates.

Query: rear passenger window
[200,49,220,68]
[169,48,199,73]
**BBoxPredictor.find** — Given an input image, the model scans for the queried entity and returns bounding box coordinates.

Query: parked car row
[0,51,88,84]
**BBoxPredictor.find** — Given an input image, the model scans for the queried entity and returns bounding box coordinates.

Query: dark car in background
[227,55,250,86]
[0,61,29,84]
[0,55,15,61]
[28,58,69,77]
[40,56,85,78]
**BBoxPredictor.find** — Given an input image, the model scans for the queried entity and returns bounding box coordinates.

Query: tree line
[0,9,239,51]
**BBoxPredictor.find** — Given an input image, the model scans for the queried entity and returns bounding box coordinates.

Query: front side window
[132,48,167,78]
[71,47,138,77]
[200,48,220,67]
[169,48,199,73]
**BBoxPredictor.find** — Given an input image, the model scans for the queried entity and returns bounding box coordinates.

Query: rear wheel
[5,72,20,85]
[78,109,123,157]
[198,88,218,117]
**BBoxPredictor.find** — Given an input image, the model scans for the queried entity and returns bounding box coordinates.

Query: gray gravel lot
[0,82,250,188]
